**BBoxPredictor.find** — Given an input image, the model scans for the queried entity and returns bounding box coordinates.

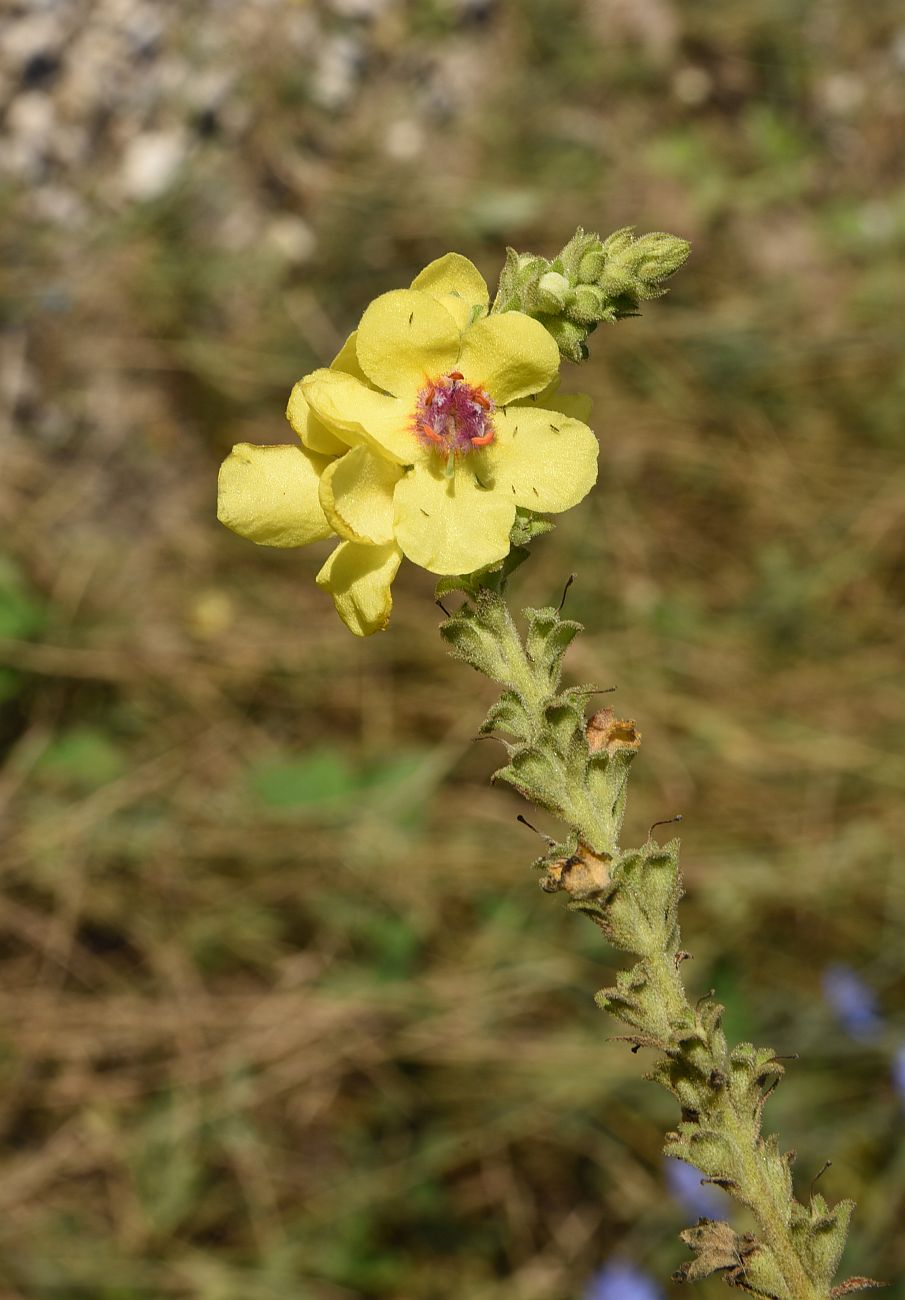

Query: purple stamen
[412,373,495,454]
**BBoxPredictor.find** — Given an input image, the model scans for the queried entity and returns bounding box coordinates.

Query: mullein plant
[217,228,881,1297]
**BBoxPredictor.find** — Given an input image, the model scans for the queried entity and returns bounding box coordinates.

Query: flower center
[412,371,495,456]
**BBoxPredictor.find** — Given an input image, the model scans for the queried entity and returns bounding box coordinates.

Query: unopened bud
[578,250,607,283]
[516,253,547,283]
[536,270,572,312]
[543,315,588,362]
[601,227,635,258]
[569,283,607,324]
[631,232,691,283]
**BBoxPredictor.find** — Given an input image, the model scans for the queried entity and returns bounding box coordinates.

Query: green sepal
[537,313,589,362]
[594,960,657,1035]
[790,1196,856,1291]
[481,690,533,742]
[592,839,682,955]
[728,1042,787,1129]
[493,742,573,818]
[664,1122,738,1188]
[586,744,639,840]
[509,508,554,548]
[647,1056,720,1115]
[439,590,518,683]
[542,697,587,759]
[559,227,603,281]
[523,605,583,687]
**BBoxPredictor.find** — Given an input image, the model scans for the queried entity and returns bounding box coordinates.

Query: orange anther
[470,430,494,446]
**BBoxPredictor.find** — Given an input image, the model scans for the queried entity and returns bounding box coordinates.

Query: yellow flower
[305,256,598,556]
[217,253,598,637]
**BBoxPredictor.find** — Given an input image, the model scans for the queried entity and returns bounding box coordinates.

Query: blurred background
[1,1,904,1297]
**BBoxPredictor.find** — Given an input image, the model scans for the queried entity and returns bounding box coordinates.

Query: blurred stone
[384,117,424,161]
[31,185,86,227]
[586,0,677,58]
[672,65,712,106]
[7,91,55,146]
[326,0,390,18]
[820,72,866,115]
[266,215,317,264]
[120,129,187,200]
[892,27,905,70]
[3,13,61,65]
[857,200,895,241]
[189,590,235,639]
[218,204,260,251]
[312,33,364,110]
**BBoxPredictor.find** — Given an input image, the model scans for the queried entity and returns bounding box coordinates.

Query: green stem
[440,584,866,1298]
[648,947,823,1300]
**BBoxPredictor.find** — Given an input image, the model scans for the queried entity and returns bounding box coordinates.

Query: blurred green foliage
[1,1,904,1298]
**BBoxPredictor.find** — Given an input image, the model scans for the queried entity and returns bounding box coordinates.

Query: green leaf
[249,748,356,809]
[0,553,47,639]
[36,727,126,791]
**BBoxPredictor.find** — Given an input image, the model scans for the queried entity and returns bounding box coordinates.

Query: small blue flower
[664,1156,723,1218]
[583,1261,663,1300]
[822,964,882,1041]
[892,1044,905,1110]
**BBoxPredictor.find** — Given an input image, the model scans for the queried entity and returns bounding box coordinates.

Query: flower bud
[493,224,689,362]
[578,250,607,283]
[631,232,691,283]
[515,253,548,290]
[542,315,589,362]
[601,226,635,258]
[536,270,572,312]
[569,283,607,324]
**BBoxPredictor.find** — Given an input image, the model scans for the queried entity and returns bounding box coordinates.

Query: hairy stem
[440,583,870,1299]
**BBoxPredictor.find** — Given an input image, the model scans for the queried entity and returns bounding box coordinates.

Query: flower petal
[286,331,372,456]
[355,289,461,397]
[217,443,333,547]
[485,406,598,514]
[457,310,560,405]
[410,252,489,307]
[330,330,370,383]
[514,378,593,424]
[410,253,489,330]
[319,445,402,545]
[393,461,516,575]
[316,540,402,636]
[540,390,593,423]
[286,381,348,456]
[303,368,416,466]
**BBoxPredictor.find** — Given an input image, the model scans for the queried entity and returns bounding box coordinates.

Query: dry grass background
[1,1,904,1296]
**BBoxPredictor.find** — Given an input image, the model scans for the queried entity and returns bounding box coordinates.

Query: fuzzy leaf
[792,1198,856,1290]
[493,743,568,816]
[509,509,555,548]
[481,690,533,741]
[523,605,583,687]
